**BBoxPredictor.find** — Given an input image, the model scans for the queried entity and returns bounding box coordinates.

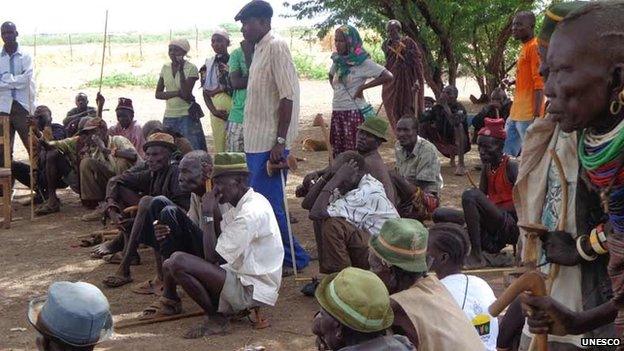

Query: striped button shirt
[327,174,399,236]
[244,31,300,153]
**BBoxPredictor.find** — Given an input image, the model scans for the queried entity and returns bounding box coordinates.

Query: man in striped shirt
[306,151,399,275]
[235,0,310,273]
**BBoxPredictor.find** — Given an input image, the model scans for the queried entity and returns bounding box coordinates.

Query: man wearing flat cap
[235,0,310,273]
[137,152,284,339]
[105,94,146,158]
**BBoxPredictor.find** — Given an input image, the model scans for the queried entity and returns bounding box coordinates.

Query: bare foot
[183,315,230,339]
[449,157,456,168]
[454,165,466,176]
[464,254,487,270]
[90,234,124,258]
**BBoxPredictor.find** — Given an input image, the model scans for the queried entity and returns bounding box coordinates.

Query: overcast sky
[4,0,316,34]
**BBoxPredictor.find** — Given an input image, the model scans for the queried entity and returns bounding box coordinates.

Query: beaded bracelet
[576,235,598,261]
[590,228,608,255]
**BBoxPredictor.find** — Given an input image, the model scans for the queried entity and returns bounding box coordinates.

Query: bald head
[515,11,535,27]
[512,11,536,41]
[558,2,624,64]
[1,22,16,31]
[387,19,402,41]
[1,21,18,46]
[545,1,624,133]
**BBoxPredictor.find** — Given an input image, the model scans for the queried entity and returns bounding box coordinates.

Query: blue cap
[28,281,113,346]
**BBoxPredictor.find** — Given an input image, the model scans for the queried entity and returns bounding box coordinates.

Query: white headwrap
[169,38,191,54]
[212,28,230,42]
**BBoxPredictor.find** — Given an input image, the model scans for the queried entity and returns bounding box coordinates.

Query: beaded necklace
[580,118,624,233]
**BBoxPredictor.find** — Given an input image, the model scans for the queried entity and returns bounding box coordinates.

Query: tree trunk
[413,0,456,97]
[484,15,513,95]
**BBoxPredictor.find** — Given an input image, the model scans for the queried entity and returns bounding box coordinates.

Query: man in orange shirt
[503,11,544,157]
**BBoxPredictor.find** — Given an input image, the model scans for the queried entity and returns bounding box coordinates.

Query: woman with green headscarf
[329,25,393,158]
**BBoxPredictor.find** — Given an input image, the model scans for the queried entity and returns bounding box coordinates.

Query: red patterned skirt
[330,109,364,158]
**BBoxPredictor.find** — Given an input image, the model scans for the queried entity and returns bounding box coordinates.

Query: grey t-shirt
[330,58,385,111]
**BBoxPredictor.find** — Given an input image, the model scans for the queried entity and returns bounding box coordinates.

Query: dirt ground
[0,41,500,351]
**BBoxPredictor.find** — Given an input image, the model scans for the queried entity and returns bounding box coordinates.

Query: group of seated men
[21,93,521,348]
[20,92,154,220]
[298,115,519,273]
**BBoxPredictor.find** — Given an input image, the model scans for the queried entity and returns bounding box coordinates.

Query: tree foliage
[285,0,545,98]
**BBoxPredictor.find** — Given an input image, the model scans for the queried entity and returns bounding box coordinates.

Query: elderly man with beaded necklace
[520,1,624,345]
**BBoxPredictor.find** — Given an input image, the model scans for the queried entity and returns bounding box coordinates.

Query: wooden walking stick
[546,149,569,293]
[266,155,312,281]
[98,10,109,95]
[27,75,35,220]
[489,271,548,351]
[465,170,478,188]
[28,126,35,220]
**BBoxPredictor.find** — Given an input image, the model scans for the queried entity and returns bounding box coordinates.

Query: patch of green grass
[292,52,327,80]
[82,72,157,89]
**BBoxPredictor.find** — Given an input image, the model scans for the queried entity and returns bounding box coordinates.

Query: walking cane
[28,126,35,220]
[98,10,109,96]
[267,155,312,281]
[27,73,35,220]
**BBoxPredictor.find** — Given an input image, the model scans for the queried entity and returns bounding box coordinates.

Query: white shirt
[327,174,399,236]
[0,45,35,114]
[244,31,300,153]
[216,188,284,306]
[330,58,384,111]
[440,274,499,351]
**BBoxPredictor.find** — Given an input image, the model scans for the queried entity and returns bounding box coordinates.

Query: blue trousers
[246,150,310,270]
[163,116,207,151]
[502,119,532,157]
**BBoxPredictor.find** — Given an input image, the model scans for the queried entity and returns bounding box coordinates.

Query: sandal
[35,202,60,216]
[139,296,183,320]
[103,253,140,266]
[102,275,133,288]
[183,316,230,339]
[132,279,163,295]
[79,234,103,248]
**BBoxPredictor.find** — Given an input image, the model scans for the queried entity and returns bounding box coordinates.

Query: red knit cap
[116,97,134,113]
[478,118,506,140]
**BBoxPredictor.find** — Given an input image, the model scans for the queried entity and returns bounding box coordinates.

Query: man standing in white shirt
[0,21,35,165]
[139,152,284,339]
[305,151,399,275]
[234,0,310,273]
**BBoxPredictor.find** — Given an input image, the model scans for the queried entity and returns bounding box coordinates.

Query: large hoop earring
[610,90,624,115]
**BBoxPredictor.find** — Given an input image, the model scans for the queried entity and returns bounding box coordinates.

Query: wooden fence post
[68,34,73,60]
[139,34,143,58]
[195,26,200,54]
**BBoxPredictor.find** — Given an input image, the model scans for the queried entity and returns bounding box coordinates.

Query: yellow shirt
[160,61,199,118]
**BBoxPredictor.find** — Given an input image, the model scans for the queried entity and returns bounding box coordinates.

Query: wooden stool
[0,115,11,228]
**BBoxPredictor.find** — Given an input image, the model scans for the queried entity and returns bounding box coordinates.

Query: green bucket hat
[369,218,428,272]
[357,117,388,142]
[538,1,588,47]
[315,267,393,333]
[211,152,249,178]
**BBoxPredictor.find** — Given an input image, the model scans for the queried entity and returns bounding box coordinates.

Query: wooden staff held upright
[98,10,109,109]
